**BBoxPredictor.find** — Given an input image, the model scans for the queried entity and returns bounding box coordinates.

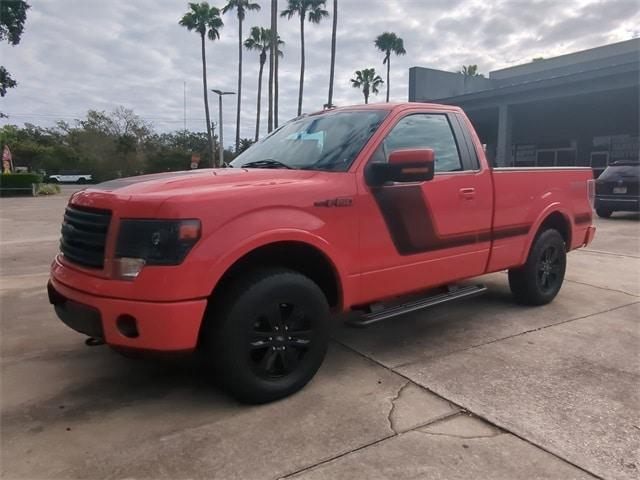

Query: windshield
[230,110,388,172]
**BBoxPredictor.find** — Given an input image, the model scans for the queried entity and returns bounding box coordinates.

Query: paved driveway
[1,191,638,480]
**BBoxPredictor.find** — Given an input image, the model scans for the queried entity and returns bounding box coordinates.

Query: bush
[36,183,61,195]
[0,172,43,189]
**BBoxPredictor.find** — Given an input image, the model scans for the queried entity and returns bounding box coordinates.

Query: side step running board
[347,284,487,328]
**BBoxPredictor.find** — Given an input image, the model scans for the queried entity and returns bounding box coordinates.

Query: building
[408,38,639,173]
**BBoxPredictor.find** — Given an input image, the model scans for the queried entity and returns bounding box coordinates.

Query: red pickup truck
[49,103,596,403]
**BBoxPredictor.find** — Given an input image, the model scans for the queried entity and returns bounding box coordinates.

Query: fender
[198,207,352,309]
[518,201,572,266]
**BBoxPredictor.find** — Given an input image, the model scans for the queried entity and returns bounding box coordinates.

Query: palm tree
[326,0,337,109]
[245,27,283,141]
[374,32,406,103]
[268,0,277,133]
[281,0,328,116]
[222,0,261,153]
[458,64,483,77]
[180,2,224,167]
[272,0,280,129]
[237,137,255,153]
[350,68,383,104]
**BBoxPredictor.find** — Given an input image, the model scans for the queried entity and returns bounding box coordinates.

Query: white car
[48,172,92,184]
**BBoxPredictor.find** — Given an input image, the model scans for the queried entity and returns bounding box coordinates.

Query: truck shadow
[604,212,640,221]
[331,272,594,368]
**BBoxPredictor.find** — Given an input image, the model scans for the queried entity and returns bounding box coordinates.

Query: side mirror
[366,148,435,186]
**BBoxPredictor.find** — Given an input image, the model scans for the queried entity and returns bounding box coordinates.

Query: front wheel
[596,207,612,218]
[202,268,330,404]
[508,229,567,305]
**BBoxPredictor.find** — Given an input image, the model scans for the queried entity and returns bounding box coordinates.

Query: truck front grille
[60,206,112,268]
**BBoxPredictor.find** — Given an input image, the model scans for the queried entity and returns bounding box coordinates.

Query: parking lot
[1,188,638,480]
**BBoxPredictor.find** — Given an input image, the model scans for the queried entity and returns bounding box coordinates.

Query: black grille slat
[60,206,111,268]
[62,214,109,232]
[60,224,106,248]
[59,239,105,267]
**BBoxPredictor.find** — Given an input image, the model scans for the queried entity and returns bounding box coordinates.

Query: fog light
[114,257,145,280]
[116,314,139,338]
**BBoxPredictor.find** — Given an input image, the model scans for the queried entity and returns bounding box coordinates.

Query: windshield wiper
[241,159,293,169]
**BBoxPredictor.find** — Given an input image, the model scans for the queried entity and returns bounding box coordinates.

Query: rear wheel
[596,207,612,218]
[202,268,330,404]
[508,229,566,305]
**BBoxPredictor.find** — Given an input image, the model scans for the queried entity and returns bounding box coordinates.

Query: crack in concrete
[416,430,504,440]
[579,248,640,259]
[332,339,604,480]
[279,409,460,479]
[564,278,639,298]
[386,381,410,434]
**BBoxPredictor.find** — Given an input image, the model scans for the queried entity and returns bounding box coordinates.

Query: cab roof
[308,102,463,116]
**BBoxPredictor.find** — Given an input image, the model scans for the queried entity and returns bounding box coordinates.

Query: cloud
[1,0,638,147]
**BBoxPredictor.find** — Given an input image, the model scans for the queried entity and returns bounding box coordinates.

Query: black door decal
[372,185,530,255]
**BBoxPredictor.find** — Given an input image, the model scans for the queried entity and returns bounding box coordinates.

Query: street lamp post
[211,89,235,167]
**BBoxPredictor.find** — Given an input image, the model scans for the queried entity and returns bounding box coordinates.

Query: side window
[372,114,463,172]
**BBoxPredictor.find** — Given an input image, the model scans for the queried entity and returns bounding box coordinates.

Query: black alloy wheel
[508,229,567,305]
[203,268,330,404]
[248,302,313,379]
[537,244,562,294]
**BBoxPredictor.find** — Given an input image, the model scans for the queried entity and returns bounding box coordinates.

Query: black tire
[508,229,567,305]
[202,268,330,404]
[596,207,612,218]
[77,178,87,184]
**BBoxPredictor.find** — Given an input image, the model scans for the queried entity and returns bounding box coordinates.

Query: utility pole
[211,89,235,167]
[183,81,187,131]
[327,0,337,109]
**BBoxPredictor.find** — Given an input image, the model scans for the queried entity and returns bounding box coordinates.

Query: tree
[180,2,224,167]
[281,0,328,116]
[350,68,383,104]
[0,0,30,107]
[326,0,337,109]
[273,0,280,128]
[374,32,406,102]
[245,27,283,141]
[268,0,276,132]
[0,0,29,45]
[237,138,255,153]
[1,108,216,180]
[458,64,483,77]
[0,66,17,97]
[222,0,261,153]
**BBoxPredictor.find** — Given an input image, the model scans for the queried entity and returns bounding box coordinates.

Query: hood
[85,168,318,197]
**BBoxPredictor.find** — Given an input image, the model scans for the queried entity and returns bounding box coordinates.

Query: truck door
[356,111,494,304]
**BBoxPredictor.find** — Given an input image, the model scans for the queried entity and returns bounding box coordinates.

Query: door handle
[459,187,476,200]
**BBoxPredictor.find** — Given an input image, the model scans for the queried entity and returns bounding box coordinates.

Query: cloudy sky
[1,0,638,147]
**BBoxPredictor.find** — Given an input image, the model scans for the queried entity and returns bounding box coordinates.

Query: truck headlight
[114,219,201,279]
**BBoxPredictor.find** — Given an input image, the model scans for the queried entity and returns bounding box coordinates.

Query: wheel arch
[522,207,572,264]
[208,239,344,314]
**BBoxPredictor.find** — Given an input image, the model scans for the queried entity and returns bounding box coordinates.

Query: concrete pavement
[1,191,638,479]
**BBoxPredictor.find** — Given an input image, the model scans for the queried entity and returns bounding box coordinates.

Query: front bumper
[48,277,207,352]
[595,196,640,212]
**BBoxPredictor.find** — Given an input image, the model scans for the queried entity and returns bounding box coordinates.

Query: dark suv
[595,160,640,218]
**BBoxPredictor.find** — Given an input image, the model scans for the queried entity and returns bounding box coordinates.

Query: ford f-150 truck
[48,103,596,403]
